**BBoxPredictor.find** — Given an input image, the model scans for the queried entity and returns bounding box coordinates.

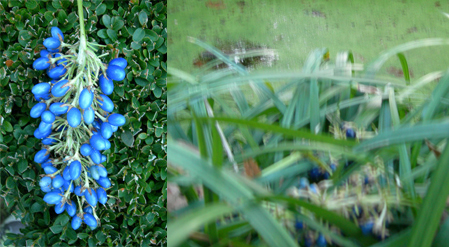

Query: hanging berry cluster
[31,25,127,230]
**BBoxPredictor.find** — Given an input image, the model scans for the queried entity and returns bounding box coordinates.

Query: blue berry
[346,128,356,138]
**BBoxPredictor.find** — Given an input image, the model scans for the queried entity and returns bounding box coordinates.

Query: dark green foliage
[0,0,167,246]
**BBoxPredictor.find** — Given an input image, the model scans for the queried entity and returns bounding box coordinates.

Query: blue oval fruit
[40,184,52,192]
[108,113,126,126]
[90,149,102,165]
[80,143,93,156]
[51,80,71,97]
[43,191,62,204]
[69,160,82,180]
[47,48,59,53]
[50,102,69,115]
[54,202,65,214]
[65,201,76,217]
[111,124,118,132]
[100,154,107,163]
[43,37,61,49]
[79,88,94,109]
[97,166,108,177]
[346,128,356,139]
[100,122,113,139]
[98,94,114,112]
[52,175,64,188]
[90,134,106,151]
[83,106,95,124]
[97,188,108,205]
[48,65,67,79]
[71,215,82,230]
[83,206,93,214]
[361,221,374,235]
[44,165,58,174]
[38,121,52,133]
[40,49,50,57]
[39,176,52,187]
[63,166,72,180]
[34,149,49,163]
[104,139,111,150]
[34,128,50,140]
[109,57,127,69]
[90,166,100,180]
[74,185,83,196]
[53,53,68,66]
[92,120,101,130]
[96,177,111,188]
[84,188,98,207]
[67,108,82,127]
[83,213,97,228]
[99,75,114,95]
[316,234,327,247]
[33,57,50,70]
[41,161,52,168]
[30,103,47,118]
[42,137,57,145]
[41,110,55,123]
[106,65,126,81]
[51,26,64,41]
[32,83,51,95]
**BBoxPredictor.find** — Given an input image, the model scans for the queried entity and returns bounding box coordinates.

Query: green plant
[168,37,449,247]
[0,0,167,246]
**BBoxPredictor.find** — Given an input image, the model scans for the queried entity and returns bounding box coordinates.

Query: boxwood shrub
[0,0,167,246]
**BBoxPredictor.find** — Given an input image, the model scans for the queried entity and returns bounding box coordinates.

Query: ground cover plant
[0,0,167,246]
[168,36,449,246]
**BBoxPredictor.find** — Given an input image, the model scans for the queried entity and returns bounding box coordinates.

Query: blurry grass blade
[397,71,443,103]
[433,216,449,247]
[388,88,415,198]
[168,141,298,246]
[296,215,360,247]
[396,53,410,85]
[369,228,411,247]
[261,152,302,176]
[365,39,449,77]
[168,67,198,84]
[408,142,449,247]
[354,121,449,152]
[167,203,234,247]
[198,117,356,147]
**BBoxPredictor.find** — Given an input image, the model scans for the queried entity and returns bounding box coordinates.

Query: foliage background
[0,0,167,246]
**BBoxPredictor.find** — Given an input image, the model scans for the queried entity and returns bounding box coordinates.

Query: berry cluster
[31,26,127,230]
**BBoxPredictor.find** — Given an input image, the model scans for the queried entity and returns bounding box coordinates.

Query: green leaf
[133,28,145,42]
[111,18,124,31]
[95,3,106,15]
[121,130,134,147]
[57,10,67,24]
[97,29,108,39]
[138,11,148,26]
[25,0,38,10]
[2,120,13,132]
[102,15,111,28]
[17,160,28,174]
[107,29,118,42]
[145,29,159,42]
[6,177,16,189]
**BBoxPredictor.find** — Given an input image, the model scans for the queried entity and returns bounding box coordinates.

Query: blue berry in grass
[97,166,108,177]
[69,160,82,180]
[90,149,102,164]
[298,177,309,189]
[90,166,100,180]
[294,219,304,230]
[79,88,94,109]
[40,49,50,57]
[108,113,126,126]
[41,184,52,192]
[42,137,57,145]
[316,234,327,247]
[97,188,108,205]
[346,128,356,138]
[80,143,93,156]
[304,236,313,247]
[96,177,111,188]
[98,94,114,112]
[32,83,51,95]
[67,108,82,128]
[309,184,318,194]
[51,79,70,97]
[41,111,55,124]
[34,149,49,163]
[106,65,126,81]
[74,185,83,196]
[99,74,114,95]
[50,102,69,115]
[308,167,320,181]
[330,163,337,171]
[48,65,67,79]
[360,221,374,235]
